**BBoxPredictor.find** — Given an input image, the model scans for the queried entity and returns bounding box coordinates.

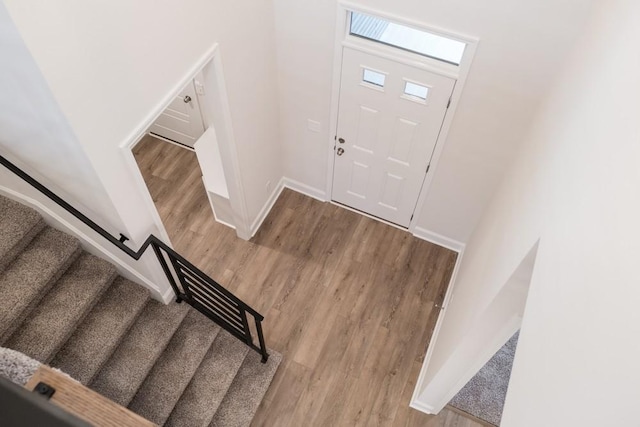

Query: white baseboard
[282,177,327,202]
[250,177,286,237]
[409,399,436,415]
[249,177,328,238]
[0,185,167,302]
[410,247,465,414]
[412,226,465,253]
[161,285,178,304]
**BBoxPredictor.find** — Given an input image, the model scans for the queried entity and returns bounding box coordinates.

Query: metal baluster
[167,254,194,303]
[255,318,269,363]
[240,309,253,346]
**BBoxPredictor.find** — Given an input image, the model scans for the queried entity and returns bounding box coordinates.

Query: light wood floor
[133,136,483,427]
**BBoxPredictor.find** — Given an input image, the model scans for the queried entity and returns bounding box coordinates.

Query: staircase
[0,194,281,426]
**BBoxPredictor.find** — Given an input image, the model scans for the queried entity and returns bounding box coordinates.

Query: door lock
[337,147,345,156]
[338,137,345,144]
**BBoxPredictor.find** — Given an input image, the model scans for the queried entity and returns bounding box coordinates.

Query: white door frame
[325,1,478,233]
[120,43,252,246]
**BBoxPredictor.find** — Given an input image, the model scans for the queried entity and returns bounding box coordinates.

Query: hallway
[134,139,482,426]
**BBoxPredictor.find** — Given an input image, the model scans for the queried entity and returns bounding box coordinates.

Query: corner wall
[0,3,121,233]
[415,1,640,424]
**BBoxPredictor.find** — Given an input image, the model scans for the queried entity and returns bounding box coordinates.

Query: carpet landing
[0,194,281,426]
[449,332,519,426]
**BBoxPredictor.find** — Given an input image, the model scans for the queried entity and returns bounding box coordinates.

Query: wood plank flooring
[133,136,483,427]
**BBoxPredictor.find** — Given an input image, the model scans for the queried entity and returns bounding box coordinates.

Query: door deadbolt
[337,147,345,156]
[183,95,192,103]
[338,137,345,144]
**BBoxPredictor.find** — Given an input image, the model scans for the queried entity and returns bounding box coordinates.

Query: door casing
[121,43,254,246]
[326,2,479,234]
[332,46,456,227]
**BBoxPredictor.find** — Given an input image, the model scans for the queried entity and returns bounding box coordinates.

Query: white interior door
[332,47,455,227]
[150,81,205,148]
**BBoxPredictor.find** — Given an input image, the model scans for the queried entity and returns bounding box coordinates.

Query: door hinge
[426,164,431,174]
[446,97,452,108]
[410,214,414,221]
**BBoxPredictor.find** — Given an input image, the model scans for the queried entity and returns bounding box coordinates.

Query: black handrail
[0,154,269,362]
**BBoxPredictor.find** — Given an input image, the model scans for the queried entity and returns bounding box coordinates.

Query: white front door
[150,81,205,148]
[332,47,455,227]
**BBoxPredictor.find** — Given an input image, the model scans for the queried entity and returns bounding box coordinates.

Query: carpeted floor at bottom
[449,331,519,426]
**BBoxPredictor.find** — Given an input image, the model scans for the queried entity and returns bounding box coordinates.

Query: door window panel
[362,68,386,87]
[350,11,466,65]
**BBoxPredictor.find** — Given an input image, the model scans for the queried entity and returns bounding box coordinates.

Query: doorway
[131,73,238,250]
[329,7,476,230]
[332,46,455,227]
[132,134,214,249]
[122,45,256,248]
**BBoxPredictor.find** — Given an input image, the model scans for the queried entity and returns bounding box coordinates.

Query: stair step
[5,253,117,363]
[51,276,150,384]
[210,349,282,427]
[165,330,250,427]
[0,195,46,273]
[89,300,190,406]
[128,310,221,425]
[0,227,81,343]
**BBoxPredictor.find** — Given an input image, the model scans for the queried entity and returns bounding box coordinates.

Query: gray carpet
[449,332,519,426]
[0,194,281,426]
[0,347,40,386]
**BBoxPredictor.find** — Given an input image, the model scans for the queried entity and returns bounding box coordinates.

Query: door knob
[337,147,345,156]
[183,95,192,103]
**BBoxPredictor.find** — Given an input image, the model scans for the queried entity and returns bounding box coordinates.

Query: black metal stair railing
[0,154,269,363]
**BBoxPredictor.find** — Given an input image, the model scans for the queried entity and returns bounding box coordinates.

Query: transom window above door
[349,11,466,66]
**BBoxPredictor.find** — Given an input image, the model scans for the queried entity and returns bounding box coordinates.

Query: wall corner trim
[412,226,465,253]
[250,177,286,237]
[409,398,437,415]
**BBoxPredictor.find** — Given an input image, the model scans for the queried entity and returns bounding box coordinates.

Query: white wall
[0,3,169,298]
[272,0,595,244]
[417,1,640,424]
[4,0,282,247]
[0,3,122,232]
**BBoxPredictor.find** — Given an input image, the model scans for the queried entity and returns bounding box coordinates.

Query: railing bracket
[32,382,56,400]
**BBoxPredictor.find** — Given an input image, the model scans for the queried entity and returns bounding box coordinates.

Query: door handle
[183,95,192,103]
[338,137,345,144]
[337,147,345,156]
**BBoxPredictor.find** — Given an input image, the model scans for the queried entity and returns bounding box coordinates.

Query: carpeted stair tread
[0,195,281,426]
[89,300,189,406]
[5,253,117,363]
[0,227,81,343]
[209,349,282,427]
[165,330,250,427]
[51,276,150,384]
[0,196,46,274]
[128,309,221,425]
